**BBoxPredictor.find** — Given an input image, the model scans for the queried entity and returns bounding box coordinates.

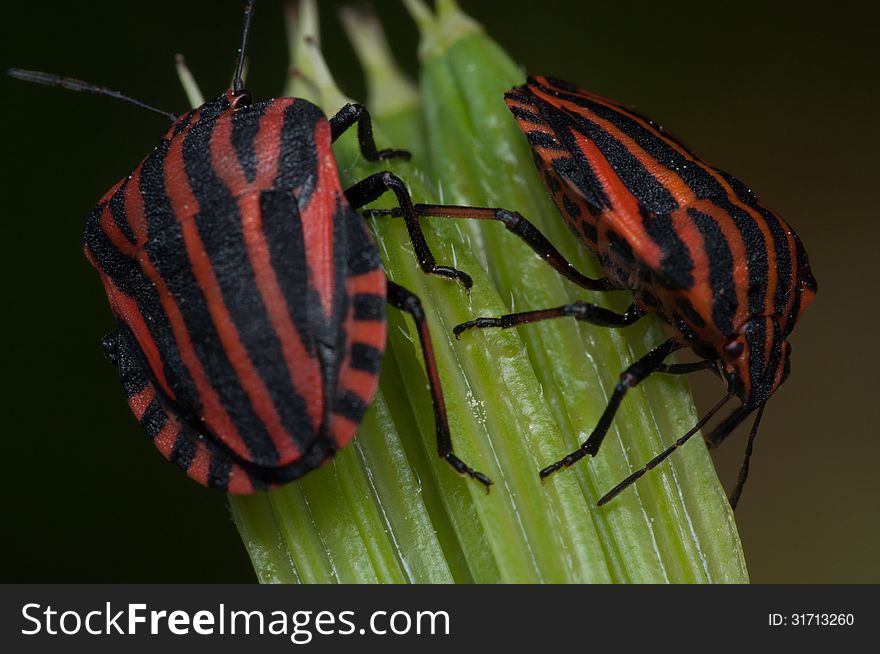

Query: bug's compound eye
[722,339,745,360]
[231,91,252,109]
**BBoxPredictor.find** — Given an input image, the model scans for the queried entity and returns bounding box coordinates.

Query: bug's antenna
[8,68,177,122]
[597,392,735,506]
[233,0,256,93]
[728,403,766,509]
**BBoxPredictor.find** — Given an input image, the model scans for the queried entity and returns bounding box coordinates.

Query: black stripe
[231,101,268,183]
[244,434,337,486]
[765,319,784,399]
[542,76,579,93]
[350,343,382,375]
[744,317,784,407]
[259,189,320,356]
[676,297,707,329]
[353,293,385,321]
[113,324,148,398]
[139,399,168,440]
[746,317,766,405]
[109,179,137,246]
[182,117,317,458]
[196,94,232,123]
[504,87,537,106]
[641,209,693,290]
[786,231,813,333]
[207,454,232,491]
[689,208,736,335]
[710,196,768,317]
[549,152,609,215]
[580,217,598,244]
[275,99,323,205]
[508,105,543,124]
[83,205,137,281]
[561,194,581,219]
[544,169,562,196]
[335,390,368,424]
[526,130,564,150]
[170,434,197,471]
[172,110,195,137]
[246,472,270,491]
[341,201,383,278]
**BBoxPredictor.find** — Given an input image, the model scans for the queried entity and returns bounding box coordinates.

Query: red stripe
[186,444,211,487]
[226,465,254,495]
[299,119,342,320]
[127,385,155,419]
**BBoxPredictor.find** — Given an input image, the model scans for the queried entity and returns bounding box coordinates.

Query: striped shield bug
[8,1,493,494]
[420,76,816,508]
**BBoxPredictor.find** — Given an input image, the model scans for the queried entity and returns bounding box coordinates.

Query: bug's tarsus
[596,392,736,506]
[7,68,177,122]
[539,338,682,479]
[346,172,473,289]
[233,0,256,94]
[453,300,642,339]
[329,103,411,161]
[728,404,766,509]
[386,280,492,489]
[366,204,611,292]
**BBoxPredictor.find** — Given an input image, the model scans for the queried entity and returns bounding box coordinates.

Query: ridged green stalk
[226,0,748,583]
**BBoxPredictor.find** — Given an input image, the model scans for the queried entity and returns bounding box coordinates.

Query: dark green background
[1,0,876,583]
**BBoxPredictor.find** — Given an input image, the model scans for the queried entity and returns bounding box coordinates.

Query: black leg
[597,392,735,506]
[454,301,642,338]
[365,204,611,292]
[703,404,755,450]
[539,338,682,479]
[656,358,722,379]
[329,103,410,161]
[346,172,472,289]
[727,404,766,510]
[386,280,492,489]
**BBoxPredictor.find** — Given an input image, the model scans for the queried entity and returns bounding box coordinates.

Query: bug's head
[719,316,791,409]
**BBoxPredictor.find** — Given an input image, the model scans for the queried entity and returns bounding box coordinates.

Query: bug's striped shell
[506,76,816,406]
[84,91,387,492]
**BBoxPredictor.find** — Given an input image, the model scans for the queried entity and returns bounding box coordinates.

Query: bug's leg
[386,280,492,489]
[596,392,735,506]
[365,204,611,292]
[703,404,755,450]
[110,324,264,494]
[454,301,642,338]
[656,358,722,379]
[539,338,682,479]
[727,404,766,510]
[346,172,472,289]
[329,103,410,161]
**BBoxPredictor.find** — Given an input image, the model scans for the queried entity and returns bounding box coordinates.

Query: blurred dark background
[1,0,875,583]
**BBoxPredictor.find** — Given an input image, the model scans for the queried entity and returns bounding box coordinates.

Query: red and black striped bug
[423,76,817,508]
[9,1,493,494]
